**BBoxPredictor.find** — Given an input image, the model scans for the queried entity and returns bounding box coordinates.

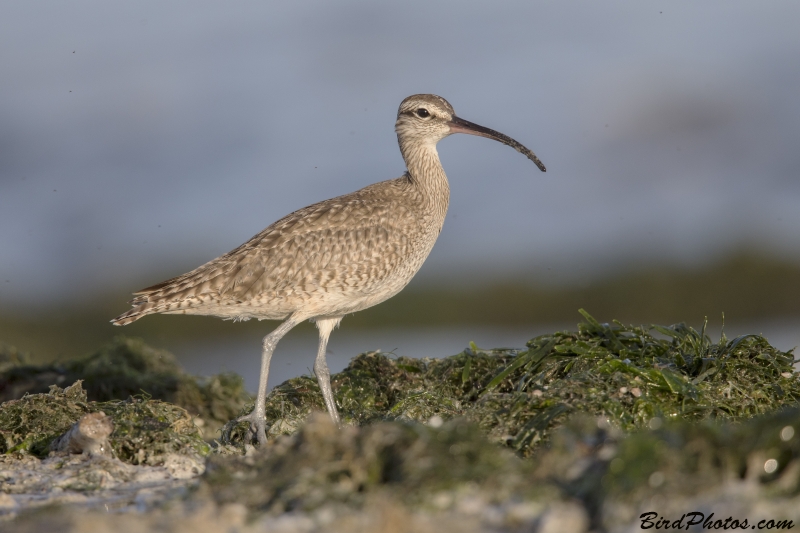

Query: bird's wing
[131,178,414,307]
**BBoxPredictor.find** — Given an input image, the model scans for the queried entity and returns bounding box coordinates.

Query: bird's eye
[416,108,430,118]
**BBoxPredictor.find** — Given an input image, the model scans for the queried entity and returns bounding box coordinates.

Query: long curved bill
[448,116,546,172]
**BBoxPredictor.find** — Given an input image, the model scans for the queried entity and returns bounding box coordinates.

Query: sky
[1,1,799,309]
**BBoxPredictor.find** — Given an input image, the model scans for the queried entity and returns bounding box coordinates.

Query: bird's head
[395,94,546,172]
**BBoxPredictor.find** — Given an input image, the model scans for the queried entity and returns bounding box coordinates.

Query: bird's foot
[236,410,268,446]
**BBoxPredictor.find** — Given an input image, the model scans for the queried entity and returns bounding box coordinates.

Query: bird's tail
[111,296,166,325]
[110,307,147,326]
[112,270,211,326]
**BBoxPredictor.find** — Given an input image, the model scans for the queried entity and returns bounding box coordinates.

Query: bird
[112,94,545,445]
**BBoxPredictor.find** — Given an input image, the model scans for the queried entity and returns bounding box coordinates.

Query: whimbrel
[112,94,545,444]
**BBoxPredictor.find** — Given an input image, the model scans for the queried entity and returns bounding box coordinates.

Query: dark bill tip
[448,115,546,172]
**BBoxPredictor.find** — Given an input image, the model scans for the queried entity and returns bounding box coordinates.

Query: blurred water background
[1,1,798,391]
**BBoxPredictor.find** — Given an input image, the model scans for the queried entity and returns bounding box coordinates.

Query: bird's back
[112,174,446,325]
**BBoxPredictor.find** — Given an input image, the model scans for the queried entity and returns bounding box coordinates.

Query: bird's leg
[238,316,299,446]
[313,317,343,427]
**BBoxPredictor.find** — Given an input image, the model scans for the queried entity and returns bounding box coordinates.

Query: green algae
[0,337,250,439]
[224,310,799,457]
[0,381,209,463]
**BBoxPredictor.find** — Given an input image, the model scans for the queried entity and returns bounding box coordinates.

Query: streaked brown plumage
[112,94,545,444]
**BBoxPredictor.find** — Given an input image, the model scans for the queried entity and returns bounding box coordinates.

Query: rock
[49,412,113,457]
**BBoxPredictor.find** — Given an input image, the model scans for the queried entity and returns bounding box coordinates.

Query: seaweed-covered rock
[0,381,209,464]
[0,337,250,439]
[6,408,800,532]
[224,310,799,457]
[208,413,550,515]
[603,405,800,501]
[530,406,800,529]
[0,382,89,456]
[1,318,799,531]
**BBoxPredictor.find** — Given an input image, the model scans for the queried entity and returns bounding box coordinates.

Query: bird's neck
[400,139,451,214]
